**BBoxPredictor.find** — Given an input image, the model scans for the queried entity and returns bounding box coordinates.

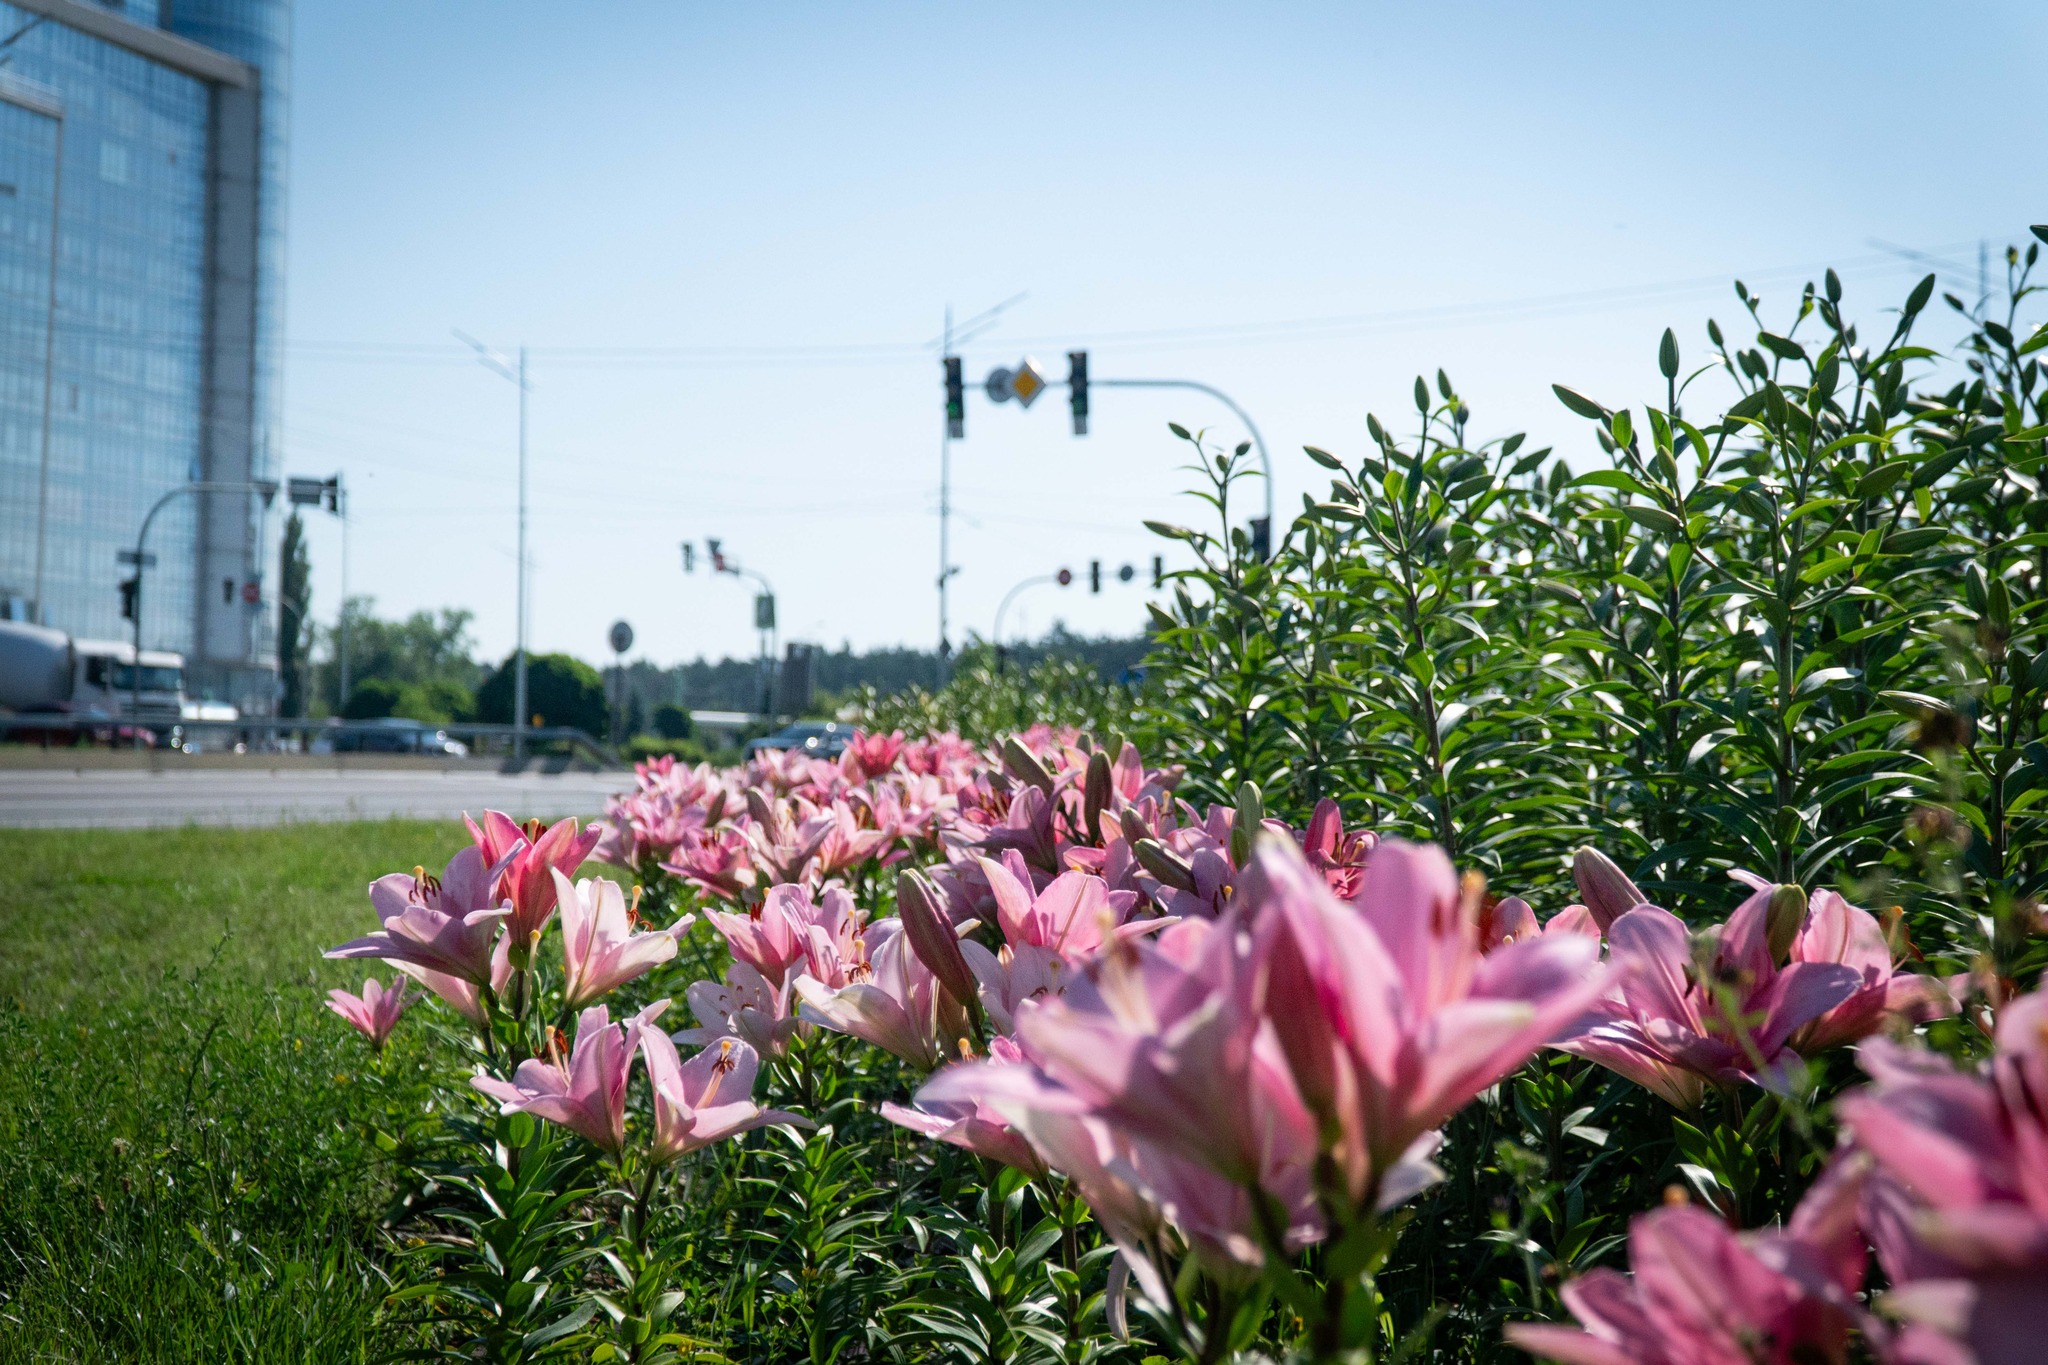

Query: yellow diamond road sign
[1009,357,1047,408]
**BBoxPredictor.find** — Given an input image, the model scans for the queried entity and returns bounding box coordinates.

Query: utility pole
[516,345,528,759]
[337,476,351,705]
[456,332,533,759]
[932,293,1025,685]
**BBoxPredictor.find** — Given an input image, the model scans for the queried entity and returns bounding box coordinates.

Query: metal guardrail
[1,715,621,767]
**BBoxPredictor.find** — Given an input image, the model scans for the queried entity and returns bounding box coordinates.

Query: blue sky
[282,1,2047,668]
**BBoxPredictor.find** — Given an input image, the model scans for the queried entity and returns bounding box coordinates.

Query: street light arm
[1092,378,1274,528]
[993,573,1064,650]
[129,480,277,733]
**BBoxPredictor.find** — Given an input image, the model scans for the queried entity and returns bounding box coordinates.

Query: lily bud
[1000,736,1056,797]
[897,871,978,1014]
[1133,837,1198,893]
[1119,807,1152,847]
[1230,781,1265,867]
[1083,751,1113,846]
[1572,847,1648,932]
[1765,884,1808,965]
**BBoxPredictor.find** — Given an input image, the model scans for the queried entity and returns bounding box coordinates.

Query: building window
[98,141,130,185]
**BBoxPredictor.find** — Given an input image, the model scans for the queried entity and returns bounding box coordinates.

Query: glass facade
[0,0,287,710]
[0,8,212,651]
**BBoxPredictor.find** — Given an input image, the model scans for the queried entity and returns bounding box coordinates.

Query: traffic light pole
[1090,377,1273,547]
[127,480,276,742]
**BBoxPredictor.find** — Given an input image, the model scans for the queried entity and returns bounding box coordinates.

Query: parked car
[743,720,856,759]
[330,717,469,756]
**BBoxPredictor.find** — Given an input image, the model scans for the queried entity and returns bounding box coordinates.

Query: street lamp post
[128,479,276,739]
[457,333,532,759]
[1091,377,1273,552]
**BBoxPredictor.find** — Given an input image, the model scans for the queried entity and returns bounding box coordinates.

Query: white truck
[0,619,201,729]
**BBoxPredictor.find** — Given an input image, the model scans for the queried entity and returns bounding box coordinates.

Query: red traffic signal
[1056,567,1073,586]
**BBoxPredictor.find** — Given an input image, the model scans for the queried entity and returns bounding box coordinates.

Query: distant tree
[475,653,606,735]
[651,702,693,740]
[321,600,486,713]
[278,513,311,716]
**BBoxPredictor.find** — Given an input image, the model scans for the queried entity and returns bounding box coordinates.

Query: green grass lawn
[0,821,471,1363]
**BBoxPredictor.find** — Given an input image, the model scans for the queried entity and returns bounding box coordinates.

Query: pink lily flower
[921,1013,1340,1288]
[1251,836,1606,1203]
[554,869,693,1009]
[1507,1157,1883,1365]
[739,791,837,886]
[1555,883,1864,1108]
[1720,873,1956,1054]
[960,939,1068,1035]
[1296,797,1378,901]
[1478,897,1601,954]
[704,883,862,991]
[981,785,1063,875]
[639,1031,809,1165]
[978,857,1144,957]
[882,1036,1049,1177]
[842,728,906,781]
[661,824,758,903]
[794,918,968,1070]
[327,847,512,986]
[466,811,604,959]
[1836,990,2048,1364]
[471,1001,667,1155]
[1002,906,1319,1190]
[326,976,413,1049]
[811,798,893,878]
[400,932,513,1026]
[677,960,801,1060]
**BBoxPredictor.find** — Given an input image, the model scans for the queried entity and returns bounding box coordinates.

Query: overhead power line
[279,239,1989,369]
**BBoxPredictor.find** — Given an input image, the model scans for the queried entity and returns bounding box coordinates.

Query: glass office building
[0,0,287,713]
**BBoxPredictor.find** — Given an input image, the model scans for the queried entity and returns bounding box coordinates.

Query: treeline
[284,601,1145,740]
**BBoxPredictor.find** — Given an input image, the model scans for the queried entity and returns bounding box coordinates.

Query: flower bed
[322,723,2035,1363]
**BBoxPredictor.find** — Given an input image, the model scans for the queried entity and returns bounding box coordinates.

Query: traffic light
[1089,560,1101,593]
[680,542,695,573]
[1056,567,1073,586]
[1152,555,1164,588]
[1067,350,1089,436]
[118,576,137,620]
[707,538,726,573]
[944,356,965,439]
[1249,516,1271,563]
[1117,563,1135,583]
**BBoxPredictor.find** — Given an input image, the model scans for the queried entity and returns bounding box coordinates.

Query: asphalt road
[0,767,624,830]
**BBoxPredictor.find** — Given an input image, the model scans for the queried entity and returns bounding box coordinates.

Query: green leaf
[1622,505,1683,536]
[1881,526,1947,554]
[1854,460,1911,501]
